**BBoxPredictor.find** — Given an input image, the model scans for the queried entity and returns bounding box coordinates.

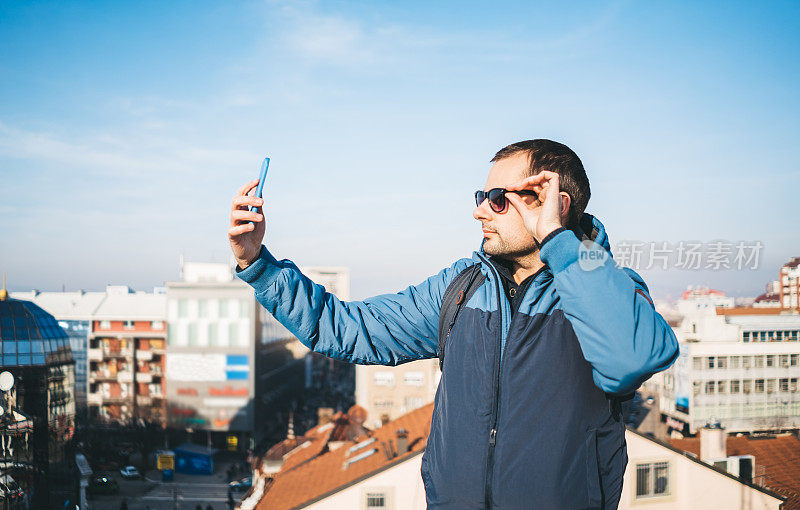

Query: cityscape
[3,1,799,509]
[0,255,798,508]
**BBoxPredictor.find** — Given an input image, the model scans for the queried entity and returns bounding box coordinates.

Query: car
[119,465,141,479]
[229,476,252,492]
[88,475,119,495]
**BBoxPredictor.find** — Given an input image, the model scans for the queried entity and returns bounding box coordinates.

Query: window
[743,331,751,342]
[374,399,393,409]
[151,321,164,330]
[743,379,752,394]
[780,378,789,392]
[730,380,740,393]
[365,492,386,509]
[636,461,669,498]
[404,371,424,386]
[692,381,701,396]
[755,379,764,393]
[707,357,715,369]
[99,320,111,330]
[754,356,764,368]
[240,299,250,318]
[791,378,798,393]
[717,356,728,369]
[123,320,134,330]
[767,379,777,393]
[742,356,752,369]
[780,355,789,368]
[692,357,703,371]
[208,323,218,346]
[730,356,741,369]
[374,372,395,387]
[717,380,726,394]
[404,396,424,410]
[791,354,798,367]
[178,300,188,318]
[228,323,238,347]
[705,381,715,394]
[198,299,209,318]
[188,323,198,346]
[766,355,776,368]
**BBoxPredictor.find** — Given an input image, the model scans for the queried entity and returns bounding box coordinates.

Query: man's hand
[505,171,570,244]
[228,179,266,270]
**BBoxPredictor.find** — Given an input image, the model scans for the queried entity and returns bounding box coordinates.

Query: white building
[165,260,262,447]
[657,293,800,434]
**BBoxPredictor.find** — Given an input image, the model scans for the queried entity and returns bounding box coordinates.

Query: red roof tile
[670,434,800,509]
[256,404,434,510]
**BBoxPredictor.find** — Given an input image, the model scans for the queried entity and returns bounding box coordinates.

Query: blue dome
[0,299,73,367]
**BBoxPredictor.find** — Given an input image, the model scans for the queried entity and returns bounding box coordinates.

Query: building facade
[780,257,800,310]
[165,261,262,449]
[87,286,167,424]
[657,296,800,434]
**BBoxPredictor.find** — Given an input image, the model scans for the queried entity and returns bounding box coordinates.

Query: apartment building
[780,257,800,310]
[87,286,167,424]
[657,293,800,434]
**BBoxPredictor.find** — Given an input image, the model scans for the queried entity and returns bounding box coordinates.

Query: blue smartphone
[249,157,270,213]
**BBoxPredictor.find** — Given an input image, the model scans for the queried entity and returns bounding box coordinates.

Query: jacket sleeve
[235,245,475,366]
[539,228,680,395]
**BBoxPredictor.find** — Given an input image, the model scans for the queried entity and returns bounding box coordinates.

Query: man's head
[473,139,591,259]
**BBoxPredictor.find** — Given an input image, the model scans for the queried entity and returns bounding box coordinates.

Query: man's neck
[500,251,545,285]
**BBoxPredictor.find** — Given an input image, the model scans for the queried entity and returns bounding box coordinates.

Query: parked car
[119,465,141,479]
[88,475,119,495]
[229,476,252,492]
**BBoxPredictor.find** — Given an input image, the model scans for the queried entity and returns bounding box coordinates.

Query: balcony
[136,395,152,406]
[137,372,152,383]
[118,371,134,383]
[87,393,103,405]
[88,348,103,361]
[137,349,153,361]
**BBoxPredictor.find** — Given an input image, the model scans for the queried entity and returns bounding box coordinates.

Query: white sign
[166,354,226,382]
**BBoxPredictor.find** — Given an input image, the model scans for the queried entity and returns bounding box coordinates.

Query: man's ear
[559,192,571,223]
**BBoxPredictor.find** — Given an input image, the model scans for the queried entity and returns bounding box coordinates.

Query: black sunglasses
[475,188,538,213]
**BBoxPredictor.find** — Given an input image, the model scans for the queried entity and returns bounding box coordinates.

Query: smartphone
[249,157,270,214]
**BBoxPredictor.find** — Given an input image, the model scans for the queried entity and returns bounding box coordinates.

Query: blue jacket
[235,213,679,509]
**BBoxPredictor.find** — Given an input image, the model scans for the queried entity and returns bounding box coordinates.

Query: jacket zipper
[477,252,511,509]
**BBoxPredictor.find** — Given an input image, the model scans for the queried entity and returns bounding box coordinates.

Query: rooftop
[671,433,800,510]
[255,404,432,510]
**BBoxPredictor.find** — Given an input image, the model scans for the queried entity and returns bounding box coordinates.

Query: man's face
[473,153,541,259]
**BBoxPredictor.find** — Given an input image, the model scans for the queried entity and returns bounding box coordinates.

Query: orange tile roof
[670,434,800,509]
[256,404,434,510]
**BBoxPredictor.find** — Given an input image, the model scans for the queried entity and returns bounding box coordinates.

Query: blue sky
[1,0,798,300]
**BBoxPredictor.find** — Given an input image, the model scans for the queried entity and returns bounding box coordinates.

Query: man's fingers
[237,179,259,196]
[232,195,263,210]
[231,209,263,225]
[228,223,255,237]
[506,171,554,191]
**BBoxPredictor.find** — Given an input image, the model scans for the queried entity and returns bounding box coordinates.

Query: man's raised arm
[228,178,472,366]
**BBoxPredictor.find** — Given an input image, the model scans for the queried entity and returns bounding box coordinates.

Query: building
[780,257,800,311]
[671,427,800,509]
[165,260,264,450]
[87,285,167,424]
[243,405,784,510]
[656,288,800,434]
[9,289,107,422]
[355,360,439,429]
[0,290,78,507]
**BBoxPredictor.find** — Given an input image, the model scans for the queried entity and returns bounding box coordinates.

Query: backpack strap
[438,263,484,371]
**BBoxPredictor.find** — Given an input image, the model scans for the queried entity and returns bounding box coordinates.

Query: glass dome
[0,299,73,367]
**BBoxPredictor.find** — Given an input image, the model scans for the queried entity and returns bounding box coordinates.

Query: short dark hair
[491,139,590,231]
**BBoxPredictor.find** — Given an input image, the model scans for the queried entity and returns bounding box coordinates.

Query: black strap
[437,264,484,371]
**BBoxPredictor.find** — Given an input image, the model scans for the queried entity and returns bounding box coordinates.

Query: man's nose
[473,200,492,221]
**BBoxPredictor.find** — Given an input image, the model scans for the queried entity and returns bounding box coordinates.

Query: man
[228,139,679,509]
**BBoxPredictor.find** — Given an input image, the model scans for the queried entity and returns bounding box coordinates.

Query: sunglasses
[475,188,538,213]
